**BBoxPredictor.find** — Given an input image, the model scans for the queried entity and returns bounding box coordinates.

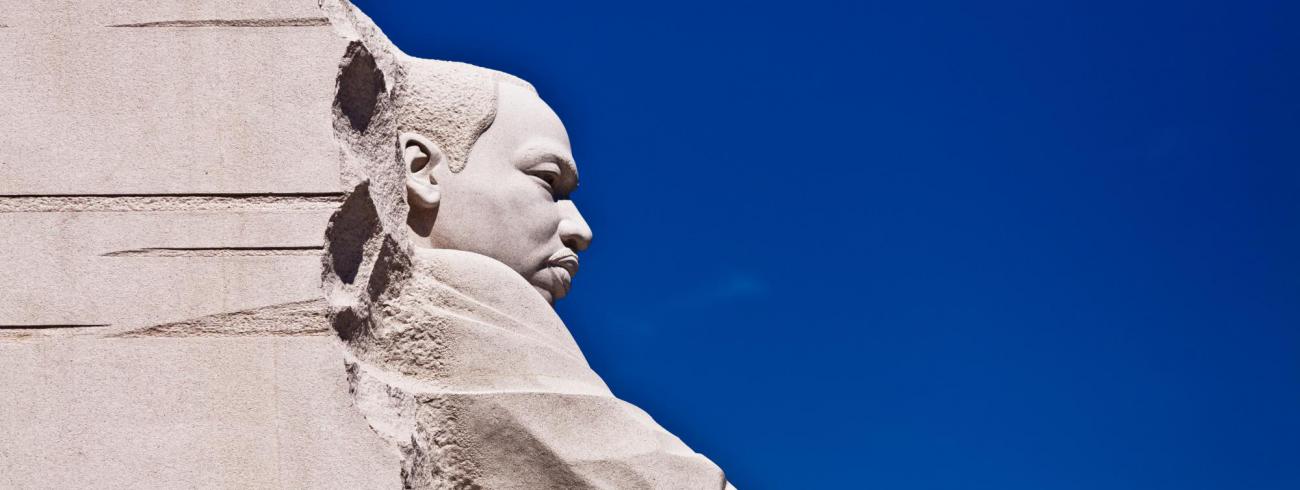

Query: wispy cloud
[609,272,770,335]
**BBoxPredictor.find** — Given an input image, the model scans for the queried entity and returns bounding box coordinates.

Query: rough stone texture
[115,299,330,338]
[395,59,535,173]
[335,248,729,489]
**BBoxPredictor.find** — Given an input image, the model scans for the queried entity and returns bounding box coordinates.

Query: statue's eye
[527,163,563,195]
[535,171,558,187]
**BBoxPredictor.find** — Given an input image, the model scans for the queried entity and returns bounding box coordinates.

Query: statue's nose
[557,200,593,252]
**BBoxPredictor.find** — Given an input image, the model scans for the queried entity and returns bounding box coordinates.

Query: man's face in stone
[426,83,592,303]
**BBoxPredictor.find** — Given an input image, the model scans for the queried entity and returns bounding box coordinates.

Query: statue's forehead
[494,83,572,153]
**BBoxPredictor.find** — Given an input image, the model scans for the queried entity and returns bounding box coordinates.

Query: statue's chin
[528,265,572,305]
[414,248,574,306]
[534,285,555,305]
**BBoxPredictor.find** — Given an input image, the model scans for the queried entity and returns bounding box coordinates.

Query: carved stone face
[404,83,592,303]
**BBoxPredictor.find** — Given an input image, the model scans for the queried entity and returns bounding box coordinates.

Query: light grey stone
[0,335,400,489]
[3,0,326,28]
[0,209,331,328]
[0,21,344,194]
[1,0,733,487]
[318,1,733,487]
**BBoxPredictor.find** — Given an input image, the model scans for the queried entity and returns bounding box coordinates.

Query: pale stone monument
[0,0,731,488]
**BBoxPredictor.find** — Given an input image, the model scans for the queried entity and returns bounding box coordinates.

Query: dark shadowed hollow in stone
[325,181,380,285]
[336,41,385,132]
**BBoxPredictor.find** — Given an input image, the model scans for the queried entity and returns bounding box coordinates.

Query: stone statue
[398,61,590,305]
[319,1,733,487]
[0,0,728,486]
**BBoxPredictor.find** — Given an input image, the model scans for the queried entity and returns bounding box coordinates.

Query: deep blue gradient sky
[352,1,1300,488]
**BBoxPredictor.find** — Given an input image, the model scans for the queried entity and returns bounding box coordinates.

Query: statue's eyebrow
[516,143,579,187]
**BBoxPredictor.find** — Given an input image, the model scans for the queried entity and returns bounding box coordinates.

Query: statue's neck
[352,247,605,395]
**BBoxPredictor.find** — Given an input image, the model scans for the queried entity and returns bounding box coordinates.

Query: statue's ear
[401,132,444,210]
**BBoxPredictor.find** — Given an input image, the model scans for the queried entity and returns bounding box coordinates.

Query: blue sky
[353,1,1300,488]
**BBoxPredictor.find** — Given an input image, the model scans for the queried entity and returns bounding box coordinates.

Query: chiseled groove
[114,299,327,338]
[0,192,343,198]
[108,17,330,28]
[0,324,110,330]
[0,192,343,213]
[103,246,323,258]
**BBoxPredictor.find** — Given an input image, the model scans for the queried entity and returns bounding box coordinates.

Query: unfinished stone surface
[334,248,729,489]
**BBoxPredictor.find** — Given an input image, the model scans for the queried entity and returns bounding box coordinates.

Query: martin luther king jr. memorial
[0,1,733,487]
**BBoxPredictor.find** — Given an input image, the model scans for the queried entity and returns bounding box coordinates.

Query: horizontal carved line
[0,324,110,330]
[0,193,343,213]
[0,192,344,198]
[115,299,328,338]
[108,17,330,28]
[103,246,323,257]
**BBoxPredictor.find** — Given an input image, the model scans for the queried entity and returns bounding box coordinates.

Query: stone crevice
[107,18,330,28]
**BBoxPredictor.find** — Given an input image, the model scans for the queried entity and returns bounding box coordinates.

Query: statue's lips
[547,248,580,278]
[541,248,580,300]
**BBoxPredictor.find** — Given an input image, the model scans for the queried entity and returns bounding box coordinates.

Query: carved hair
[394,58,535,173]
